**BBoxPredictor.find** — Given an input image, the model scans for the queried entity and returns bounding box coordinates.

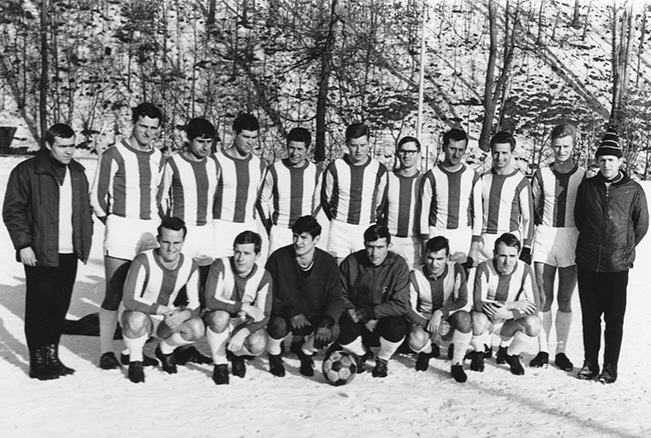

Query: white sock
[411,341,432,354]
[231,345,254,356]
[451,330,472,365]
[377,337,404,361]
[507,331,532,356]
[267,336,284,355]
[470,332,490,352]
[161,332,192,353]
[100,308,118,355]
[556,310,572,355]
[302,336,317,355]
[206,327,229,365]
[341,336,366,356]
[539,310,552,353]
[123,334,147,362]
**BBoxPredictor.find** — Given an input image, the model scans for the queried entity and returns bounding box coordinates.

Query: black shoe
[128,361,145,383]
[451,364,467,383]
[448,344,454,360]
[45,344,75,376]
[529,351,549,368]
[297,349,315,377]
[555,353,574,371]
[598,363,617,384]
[155,345,177,374]
[230,353,246,378]
[121,353,158,367]
[99,352,121,370]
[415,351,432,371]
[354,350,372,374]
[29,347,59,380]
[495,346,508,364]
[505,354,525,375]
[483,344,493,359]
[372,358,388,378]
[469,351,485,372]
[268,353,286,377]
[430,343,440,359]
[577,361,599,380]
[212,364,229,385]
[173,346,212,365]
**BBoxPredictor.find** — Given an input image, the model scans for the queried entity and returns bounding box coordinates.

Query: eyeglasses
[398,150,419,156]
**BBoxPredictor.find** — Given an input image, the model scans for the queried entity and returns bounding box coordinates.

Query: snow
[1,156,650,438]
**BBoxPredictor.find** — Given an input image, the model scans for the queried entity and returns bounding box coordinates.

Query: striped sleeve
[419,170,434,237]
[531,169,544,226]
[122,254,158,315]
[243,271,273,334]
[90,149,119,219]
[470,171,483,240]
[321,162,337,221]
[518,177,534,247]
[405,270,428,326]
[157,160,174,219]
[257,165,274,228]
[203,258,242,313]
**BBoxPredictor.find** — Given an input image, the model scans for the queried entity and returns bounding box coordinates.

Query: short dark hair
[234,230,262,254]
[233,113,259,134]
[186,118,215,141]
[45,123,75,147]
[490,131,516,152]
[132,103,163,125]
[363,224,391,244]
[425,236,449,256]
[442,128,468,148]
[397,136,421,152]
[494,232,521,252]
[345,123,370,142]
[291,215,322,239]
[550,123,577,144]
[158,216,187,238]
[287,127,311,148]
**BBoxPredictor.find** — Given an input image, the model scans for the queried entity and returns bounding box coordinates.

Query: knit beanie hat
[595,126,623,158]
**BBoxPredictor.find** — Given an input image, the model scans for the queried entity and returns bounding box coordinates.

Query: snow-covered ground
[0,156,650,438]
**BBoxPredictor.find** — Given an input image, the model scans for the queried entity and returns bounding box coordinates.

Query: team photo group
[3,101,648,388]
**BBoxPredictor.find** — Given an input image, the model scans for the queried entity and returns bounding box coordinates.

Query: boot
[29,346,59,381]
[46,344,75,376]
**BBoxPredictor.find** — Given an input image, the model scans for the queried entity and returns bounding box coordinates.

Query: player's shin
[99,308,119,354]
[206,327,229,364]
[451,330,472,365]
[506,331,531,356]
[555,310,572,354]
[540,310,552,353]
[267,336,284,355]
[160,332,193,353]
[377,337,404,361]
[123,334,148,362]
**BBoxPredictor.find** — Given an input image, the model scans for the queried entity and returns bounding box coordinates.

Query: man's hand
[519,247,532,265]
[19,247,37,266]
[164,309,189,333]
[427,310,443,336]
[241,303,264,322]
[314,326,332,349]
[365,319,378,332]
[483,302,512,320]
[290,314,311,330]
[509,300,537,315]
[346,308,360,323]
[228,329,249,352]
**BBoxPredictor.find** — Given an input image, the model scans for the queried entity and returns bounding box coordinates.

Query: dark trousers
[268,312,327,339]
[577,267,628,367]
[338,315,406,346]
[24,254,78,350]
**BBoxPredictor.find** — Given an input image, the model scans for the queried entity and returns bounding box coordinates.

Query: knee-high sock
[341,336,366,356]
[451,331,472,365]
[206,327,229,365]
[538,310,552,353]
[378,337,404,361]
[555,310,572,355]
[123,334,147,362]
[302,335,317,355]
[507,331,533,356]
[411,340,432,354]
[471,332,491,352]
[160,332,192,354]
[267,336,284,355]
[100,308,118,354]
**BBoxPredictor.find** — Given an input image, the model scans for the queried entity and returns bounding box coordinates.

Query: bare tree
[610,0,634,125]
[570,0,582,29]
[39,0,48,146]
[315,0,338,163]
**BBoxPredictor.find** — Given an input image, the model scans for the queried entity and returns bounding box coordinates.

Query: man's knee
[180,317,205,341]
[122,311,151,337]
[519,315,541,337]
[471,311,490,335]
[246,330,267,355]
[267,316,289,340]
[204,310,230,333]
[408,326,429,351]
[450,311,472,334]
[377,316,406,342]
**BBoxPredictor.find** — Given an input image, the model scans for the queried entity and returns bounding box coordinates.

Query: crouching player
[406,237,472,382]
[204,231,272,385]
[121,217,205,383]
[467,233,540,375]
[265,216,344,377]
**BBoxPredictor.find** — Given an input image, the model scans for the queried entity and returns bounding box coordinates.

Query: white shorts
[428,227,473,261]
[268,225,294,255]
[183,224,214,266]
[327,220,369,258]
[532,226,578,268]
[477,230,522,263]
[391,236,421,269]
[104,215,158,260]
[212,219,258,259]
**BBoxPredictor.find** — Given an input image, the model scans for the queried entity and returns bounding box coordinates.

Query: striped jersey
[406,262,469,326]
[122,249,200,316]
[382,170,422,238]
[258,158,322,229]
[480,169,534,246]
[322,155,387,225]
[531,164,585,228]
[204,257,273,333]
[157,153,221,226]
[473,259,538,319]
[419,164,482,238]
[90,140,165,220]
[213,151,266,223]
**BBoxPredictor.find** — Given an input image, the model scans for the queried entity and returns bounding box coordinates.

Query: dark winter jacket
[2,151,93,267]
[339,250,411,318]
[574,171,649,273]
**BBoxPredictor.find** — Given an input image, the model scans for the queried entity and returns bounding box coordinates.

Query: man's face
[233,243,259,276]
[47,136,76,165]
[347,136,370,165]
[425,248,448,277]
[397,141,420,170]
[365,237,390,266]
[443,139,467,167]
[293,232,319,257]
[494,242,519,275]
[187,136,213,159]
[233,129,259,156]
[157,227,185,264]
[491,142,513,171]
[598,155,623,180]
[287,141,308,167]
[552,135,574,163]
[132,115,161,148]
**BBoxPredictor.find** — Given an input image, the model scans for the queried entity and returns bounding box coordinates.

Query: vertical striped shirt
[90,140,165,220]
[213,151,266,223]
[322,155,387,225]
[258,158,322,229]
[157,153,221,226]
[419,164,482,238]
[382,170,422,238]
[473,259,538,319]
[480,169,534,246]
[531,164,585,228]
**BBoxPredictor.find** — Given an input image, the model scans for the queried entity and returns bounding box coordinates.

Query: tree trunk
[570,0,581,29]
[39,0,48,147]
[207,0,217,27]
[315,0,338,163]
[479,0,498,152]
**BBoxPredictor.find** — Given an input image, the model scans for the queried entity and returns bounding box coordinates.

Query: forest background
[0,0,649,175]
